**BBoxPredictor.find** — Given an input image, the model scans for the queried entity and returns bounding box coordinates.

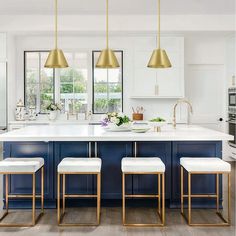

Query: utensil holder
[132,113,143,121]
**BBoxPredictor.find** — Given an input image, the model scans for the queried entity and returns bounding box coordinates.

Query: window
[59,52,88,114]
[25,50,123,114]
[92,51,123,114]
[24,51,54,113]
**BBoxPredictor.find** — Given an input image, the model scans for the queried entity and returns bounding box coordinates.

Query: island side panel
[171,141,222,208]
[132,142,172,200]
[3,141,54,208]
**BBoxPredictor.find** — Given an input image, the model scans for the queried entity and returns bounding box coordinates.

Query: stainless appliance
[228,87,236,147]
[229,87,236,107]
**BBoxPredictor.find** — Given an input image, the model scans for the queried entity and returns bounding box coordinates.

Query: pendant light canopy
[96,0,119,68]
[148,0,171,68]
[45,0,68,68]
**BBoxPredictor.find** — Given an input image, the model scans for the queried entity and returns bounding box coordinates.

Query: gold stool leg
[97,173,101,225]
[122,173,125,225]
[181,166,184,214]
[216,174,219,213]
[62,174,65,215]
[188,173,191,225]
[228,173,231,225]
[32,173,36,226]
[162,173,165,226]
[41,167,44,213]
[5,174,8,213]
[158,174,161,215]
[57,173,61,225]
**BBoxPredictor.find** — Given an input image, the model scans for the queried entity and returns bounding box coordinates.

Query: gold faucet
[173,99,193,128]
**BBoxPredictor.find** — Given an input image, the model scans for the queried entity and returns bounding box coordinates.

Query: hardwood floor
[0,207,234,236]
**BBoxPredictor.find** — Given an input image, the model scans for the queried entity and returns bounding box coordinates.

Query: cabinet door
[171,141,222,207]
[98,142,133,199]
[3,142,54,200]
[0,33,6,61]
[132,37,184,98]
[54,142,93,195]
[132,142,171,199]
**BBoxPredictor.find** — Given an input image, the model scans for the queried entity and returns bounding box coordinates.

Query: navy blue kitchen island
[3,140,222,209]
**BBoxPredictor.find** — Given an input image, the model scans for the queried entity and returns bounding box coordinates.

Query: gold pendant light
[45,0,68,68]
[148,0,171,68]
[96,0,119,68]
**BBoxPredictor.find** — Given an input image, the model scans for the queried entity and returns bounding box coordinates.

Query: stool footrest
[64,194,97,198]
[183,194,217,198]
[125,194,159,198]
[8,194,42,198]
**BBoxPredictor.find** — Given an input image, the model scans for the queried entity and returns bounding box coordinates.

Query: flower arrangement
[101,112,130,127]
[46,103,62,111]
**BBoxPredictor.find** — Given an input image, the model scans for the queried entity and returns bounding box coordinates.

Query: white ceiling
[0,0,235,15]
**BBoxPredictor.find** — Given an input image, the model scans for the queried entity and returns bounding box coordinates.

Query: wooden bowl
[132,113,143,121]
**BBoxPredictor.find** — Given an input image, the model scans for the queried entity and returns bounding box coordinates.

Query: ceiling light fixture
[45,0,68,68]
[147,0,171,68]
[96,0,120,68]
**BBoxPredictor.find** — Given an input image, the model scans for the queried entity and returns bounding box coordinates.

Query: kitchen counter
[1,124,232,209]
[0,124,233,142]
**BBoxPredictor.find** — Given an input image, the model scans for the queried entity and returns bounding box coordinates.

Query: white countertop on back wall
[0,124,233,142]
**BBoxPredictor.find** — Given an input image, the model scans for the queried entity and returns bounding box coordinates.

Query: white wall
[8,32,230,128]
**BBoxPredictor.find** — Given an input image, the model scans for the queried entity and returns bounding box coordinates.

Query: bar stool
[121,157,165,227]
[180,157,231,226]
[0,158,44,227]
[57,157,101,226]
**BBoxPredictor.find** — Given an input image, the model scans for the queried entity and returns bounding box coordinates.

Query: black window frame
[92,50,124,114]
[24,50,55,114]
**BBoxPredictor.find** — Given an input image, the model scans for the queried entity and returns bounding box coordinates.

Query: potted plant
[101,112,131,130]
[46,103,62,121]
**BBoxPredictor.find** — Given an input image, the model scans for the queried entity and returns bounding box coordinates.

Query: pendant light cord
[55,0,58,49]
[158,0,160,49]
[106,0,109,49]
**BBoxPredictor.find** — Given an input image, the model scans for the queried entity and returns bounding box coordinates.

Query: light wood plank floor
[0,207,234,236]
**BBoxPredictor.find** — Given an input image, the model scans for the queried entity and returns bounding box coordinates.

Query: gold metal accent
[180,166,231,226]
[122,172,165,227]
[57,172,101,226]
[0,166,44,227]
[96,0,119,68]
[44,0,68,68]
[173,99,193,129]
[148,0,171,68]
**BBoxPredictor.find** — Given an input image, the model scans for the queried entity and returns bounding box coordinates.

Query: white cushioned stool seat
[180,157,231,173]
[58,158,101,173]
[0,158,44,173]
[122,157,165,173]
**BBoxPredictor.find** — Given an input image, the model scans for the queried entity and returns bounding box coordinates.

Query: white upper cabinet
[131,36,184,98]
[0,33,7,61]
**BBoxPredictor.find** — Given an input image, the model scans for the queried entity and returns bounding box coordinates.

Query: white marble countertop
[0,125,233,142]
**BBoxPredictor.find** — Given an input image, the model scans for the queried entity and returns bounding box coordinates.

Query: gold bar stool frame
[180,157,231,227]
[122,156,165,227]
[57,156,101,226]
[0,158,44,227]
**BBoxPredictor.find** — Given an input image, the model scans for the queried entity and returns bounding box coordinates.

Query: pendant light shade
[96,49,119,68]
[148,0,171,68]
[45,0,68,68]
[96,0,120,68]
[148,49,171,68]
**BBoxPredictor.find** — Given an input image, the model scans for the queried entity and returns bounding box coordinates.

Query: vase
[48,111,58,121]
